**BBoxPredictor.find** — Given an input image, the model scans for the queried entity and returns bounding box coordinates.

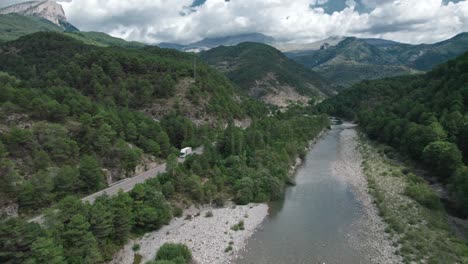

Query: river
[235,122,397,264]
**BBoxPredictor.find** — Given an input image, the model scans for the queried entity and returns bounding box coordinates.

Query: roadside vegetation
[359,135,468,263]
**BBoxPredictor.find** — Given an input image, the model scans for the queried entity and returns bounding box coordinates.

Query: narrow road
[29,147,203,223]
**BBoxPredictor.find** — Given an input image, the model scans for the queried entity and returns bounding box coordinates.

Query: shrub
[401,168,411,175]
[405,182,442,210]
[156,243,191,264]
[224,245,233,252]
[406,173,424,184]
[172,206,183,218]
[132,244,140,252]
[213,194,226,207]
[230,220,245,231]
[205,211,213,217]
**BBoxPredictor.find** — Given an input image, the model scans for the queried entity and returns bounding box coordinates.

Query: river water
[235,123,380,264]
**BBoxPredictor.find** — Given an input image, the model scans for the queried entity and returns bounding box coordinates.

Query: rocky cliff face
[0,1,77,30]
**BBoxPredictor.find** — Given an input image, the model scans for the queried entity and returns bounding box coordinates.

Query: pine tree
[62,214,102,264]
[79,155,105,193]
[111,192,133,245]
[89,202,114,245]
[30,237,66,264]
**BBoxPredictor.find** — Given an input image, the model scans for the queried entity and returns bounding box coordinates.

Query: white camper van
[179,147,193,158]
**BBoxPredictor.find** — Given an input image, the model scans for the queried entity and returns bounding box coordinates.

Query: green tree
[125,122,137,142]
[162,182,175,198]
[111,192,133,245]
[94,124,117,154]
[62,214,102,264]
[131,184,171,230]
[156,243,191,263]
[422,141,463,179]
[451,167,468,215]
[89,201,114,245]
[33,123,79,163]
[235,177,254,205]
[0,219,43,263]
[33,150,51,171]
[53,166,80,199]
[79,155,105,193]
[30,237,66,264]
[55,196,89,224]
[158,131,172,157]
[166,154,178,176]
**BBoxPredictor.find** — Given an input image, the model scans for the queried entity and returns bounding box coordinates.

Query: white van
[179,147,193,158]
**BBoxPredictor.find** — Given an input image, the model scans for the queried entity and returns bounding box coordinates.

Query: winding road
[29,147,203,223]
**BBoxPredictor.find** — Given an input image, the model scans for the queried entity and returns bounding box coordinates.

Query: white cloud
[60,0,468,44]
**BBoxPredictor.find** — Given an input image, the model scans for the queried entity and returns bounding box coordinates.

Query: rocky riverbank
[110,203,268,264]
[331,124,401,263]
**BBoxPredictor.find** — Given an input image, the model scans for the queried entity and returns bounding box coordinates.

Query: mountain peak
[0,1,77,31]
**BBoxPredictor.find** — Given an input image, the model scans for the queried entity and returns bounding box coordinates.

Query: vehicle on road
[179,147,193,158]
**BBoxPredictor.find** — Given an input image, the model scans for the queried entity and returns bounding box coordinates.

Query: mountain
[200,42,334,107]
[287,37,418,87]
[388,32,468,70]
[0,0,78,31]
[0,13,62,42]
[286,33,468,87]
[158,33,275,52]
[0,13,147,47]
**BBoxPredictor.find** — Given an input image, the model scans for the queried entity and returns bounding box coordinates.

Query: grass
[358,133,468,263]
[0,14,62,42]
[230,220,245,231]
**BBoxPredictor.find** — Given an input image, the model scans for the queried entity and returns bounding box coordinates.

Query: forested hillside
[0,32,266,216]
[319,52,468,215]
[200,42,333,106]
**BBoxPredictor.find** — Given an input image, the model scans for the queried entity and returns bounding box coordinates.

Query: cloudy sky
[3,0,468,44]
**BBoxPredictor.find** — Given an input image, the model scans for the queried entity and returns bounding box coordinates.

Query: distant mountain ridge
[200,42,334,107]
[286,33,468,87]
[158,33,275,52]
[0,0,78,31]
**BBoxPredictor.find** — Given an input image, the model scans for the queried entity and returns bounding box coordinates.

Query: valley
[0,1,467,264]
